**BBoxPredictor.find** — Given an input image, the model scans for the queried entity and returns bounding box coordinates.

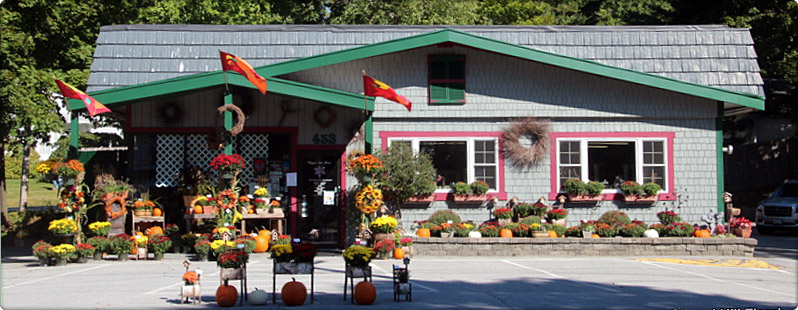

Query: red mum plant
[492,208,514,220]
[75,243,95,257]
[209,153,246,173]
[656,211,682,225]
[292,242,318,263]
[546,209,568,220]
[217,249,248,268]
[729,217,752,230]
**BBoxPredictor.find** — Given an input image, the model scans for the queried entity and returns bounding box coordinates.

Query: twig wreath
[502,117,550,167]
[216,104,247,136]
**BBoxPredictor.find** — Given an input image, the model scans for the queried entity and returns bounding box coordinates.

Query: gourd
[416,228,431,238]
[281,278,307,306]
[393,248,405,259]
[500,229,513,238]
[249,287,268,306]
[152,207,162,217]
[354,281,377,305]
[193,205,204,214]
[548,230,559,238]
[253,234,269,253]
[216,284,238,307]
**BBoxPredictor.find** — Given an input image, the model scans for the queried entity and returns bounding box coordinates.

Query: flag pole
[362,70,368,115]
[220,49,230,93]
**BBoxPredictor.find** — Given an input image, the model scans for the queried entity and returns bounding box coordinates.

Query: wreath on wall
[103,191,129,219]
[215,104,247,136]
[502,117,551,167]
[157,101,184,124]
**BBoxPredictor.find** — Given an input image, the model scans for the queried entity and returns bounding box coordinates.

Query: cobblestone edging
[412,237,757,257]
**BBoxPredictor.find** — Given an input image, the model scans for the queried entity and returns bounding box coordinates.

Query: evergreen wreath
[502,117,550,167]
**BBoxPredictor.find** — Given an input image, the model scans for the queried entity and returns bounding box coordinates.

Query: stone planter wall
[412,237,757,257]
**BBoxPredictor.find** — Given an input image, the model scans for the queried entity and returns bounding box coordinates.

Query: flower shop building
[77,25,764,245]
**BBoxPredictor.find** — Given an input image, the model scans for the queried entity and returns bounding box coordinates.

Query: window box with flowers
[563,179,604,203]
[621,181,660,204]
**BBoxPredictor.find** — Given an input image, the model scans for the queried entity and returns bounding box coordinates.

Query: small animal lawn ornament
[181,260,202,304]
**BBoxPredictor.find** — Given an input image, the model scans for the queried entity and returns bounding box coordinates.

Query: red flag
[219,50,267,94]
[53,78,111,117]
[363,75,411,111]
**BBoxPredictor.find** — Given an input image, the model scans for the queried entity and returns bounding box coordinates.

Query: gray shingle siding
[88,24,763,97]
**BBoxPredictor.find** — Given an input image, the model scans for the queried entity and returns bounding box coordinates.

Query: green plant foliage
[469,180,490,195]
[519,215,541,225]
[513,203,535,218]
[619,223,647,237]
[376,142,437,208]
[543,223,566,237]
[563,179,586,195]
[585,181,605,195]
[451,182,471,195]
[427,210,461,226]
[565,226,582,237]
[641,182,662,196]
[597,210,631,231]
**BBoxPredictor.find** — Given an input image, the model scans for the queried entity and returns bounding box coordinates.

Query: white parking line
[640,261,794,298]
[2,264,110,289]
[501,260,621,293]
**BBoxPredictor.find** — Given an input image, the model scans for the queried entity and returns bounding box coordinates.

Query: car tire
[756,226,774,235]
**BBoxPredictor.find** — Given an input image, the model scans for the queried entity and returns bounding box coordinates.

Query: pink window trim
[548,132,676,201]
[379,131,507,201]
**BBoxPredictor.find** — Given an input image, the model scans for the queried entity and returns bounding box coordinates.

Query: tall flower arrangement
[52,160,84,178]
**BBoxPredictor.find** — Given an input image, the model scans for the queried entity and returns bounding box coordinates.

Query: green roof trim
[260,28,764,110]
[69,71,374,111]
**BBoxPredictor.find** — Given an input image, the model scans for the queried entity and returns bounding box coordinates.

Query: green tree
[328,0,487,25]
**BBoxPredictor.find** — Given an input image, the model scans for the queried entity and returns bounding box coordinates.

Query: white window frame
[387,137,500,193]
[555,137,669,193]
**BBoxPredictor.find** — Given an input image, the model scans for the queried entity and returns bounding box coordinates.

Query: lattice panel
[155,134,184,187]
[237,133,270,186]
[186,134,221,182]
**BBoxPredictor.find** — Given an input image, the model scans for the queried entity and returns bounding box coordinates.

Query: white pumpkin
[468,231,482,238]
[643,229,659,238]
[249,288,268,305]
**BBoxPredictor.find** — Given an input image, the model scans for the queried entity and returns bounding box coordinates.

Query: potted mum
[110,233,133,261]
[218,249,248,280]
[88,221,111,237]
[209,153,246,179]
[148,234,172,260]
[194,239,212,261]
[74,243,94,263]
[344,244,375,269]
[346,154,383,184]
[546,208,568,226]
[729,217,753,238]
[86,236,111,260]
[51,159,84,185]
[370,216,398,243]
[373,239,396,260]
[492,208,514,226]
[50,244,77,266]
[32,241,53,266]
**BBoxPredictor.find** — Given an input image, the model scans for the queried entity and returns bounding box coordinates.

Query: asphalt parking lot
[2,246,796,310]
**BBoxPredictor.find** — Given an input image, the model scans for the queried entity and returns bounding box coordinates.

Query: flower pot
[117,252,129,262]
[153,252,165,261]
[203,205,218,214]
[733,227,752,238]
[497,218,512,226]
[63,177,76,186]
[346,265,369,278]
[75,256,88,264]
[197,253,209,262]
[55,257,68,266]
[582,231,593,238]
[54,233,75,245]
[93,251,103,260]
[551,219,567,226]
[183,195,198,208]
[531,230,548,238]
[440,232,453,238]
[39,258,51,266]
[220,267,244,281]
[134,209,148,217]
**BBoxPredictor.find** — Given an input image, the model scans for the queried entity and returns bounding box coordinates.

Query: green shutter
[429,55,466,105]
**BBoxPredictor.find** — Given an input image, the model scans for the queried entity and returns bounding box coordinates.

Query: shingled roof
[88,24,764,98]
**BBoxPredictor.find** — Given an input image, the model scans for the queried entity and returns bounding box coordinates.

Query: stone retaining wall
[412,237,757,257]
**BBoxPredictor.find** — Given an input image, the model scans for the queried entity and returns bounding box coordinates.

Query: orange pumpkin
[253,234,269,253]
[193,205,204,214]
[394,248,405,259]
[216,284,238,307]
[416,228,431,238]
[354,281,377,305]
[695,229,711,238]
[281,278,307,306]
[152,207,162,217]
[591,234,600,238]
[500,229,513,238]
[147,226,164,237]
[548,230,559,238]
[259,229,271,236]
[248,208,255,214]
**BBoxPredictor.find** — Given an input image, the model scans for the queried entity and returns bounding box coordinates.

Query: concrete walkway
[2,249,796,309]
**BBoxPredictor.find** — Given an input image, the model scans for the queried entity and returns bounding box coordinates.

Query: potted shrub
[636,182,661,203]
[594,223,616,238]
[563,179,586,196]
[177,166,211,208]
[585,181,605,196]
[451,181,471,196]
[470,180,490,196]
[620,181,642,202]
[374,143,437,211]
[513,203,535,219]
[564,179,602,202]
